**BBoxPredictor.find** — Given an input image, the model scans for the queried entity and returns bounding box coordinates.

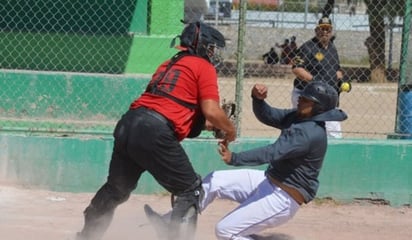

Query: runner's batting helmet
[300,81,338,114]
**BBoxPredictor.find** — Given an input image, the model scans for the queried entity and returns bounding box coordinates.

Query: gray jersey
[229,97,347,203]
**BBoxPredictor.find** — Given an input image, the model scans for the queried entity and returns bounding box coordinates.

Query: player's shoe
[144,204,169,239]
[74,232,88,240]
[249,234,266,240]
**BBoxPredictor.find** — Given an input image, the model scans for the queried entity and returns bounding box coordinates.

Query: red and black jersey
[130,55,220,141]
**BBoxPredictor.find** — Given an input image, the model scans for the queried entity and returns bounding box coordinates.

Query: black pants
[78,107,199,239]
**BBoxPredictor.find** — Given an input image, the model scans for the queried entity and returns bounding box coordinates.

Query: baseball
[341,82,351,92]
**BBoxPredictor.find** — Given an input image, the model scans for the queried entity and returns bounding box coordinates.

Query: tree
[363,0,405,82]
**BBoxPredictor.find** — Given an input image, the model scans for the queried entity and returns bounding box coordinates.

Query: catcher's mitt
[213,100,237,139]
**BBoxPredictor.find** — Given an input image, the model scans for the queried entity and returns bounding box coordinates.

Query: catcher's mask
[170,21,226,67]
[300,81,338,115]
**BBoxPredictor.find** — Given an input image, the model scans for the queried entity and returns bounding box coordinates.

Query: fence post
[234,0,247,137]
[394,0,412,139]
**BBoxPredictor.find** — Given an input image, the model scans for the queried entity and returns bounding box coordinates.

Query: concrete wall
[1,134,411,207]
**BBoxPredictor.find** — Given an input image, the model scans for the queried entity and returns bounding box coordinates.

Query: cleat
[74,232,87,240]
[144,204,169,239]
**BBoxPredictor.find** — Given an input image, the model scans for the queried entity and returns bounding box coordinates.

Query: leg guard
[76,204,115,240]
[169,176,204,240]
[77,182,131,240]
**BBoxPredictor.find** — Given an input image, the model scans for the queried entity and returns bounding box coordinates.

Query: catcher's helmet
[174,22,225,66]
[300,81,338,114]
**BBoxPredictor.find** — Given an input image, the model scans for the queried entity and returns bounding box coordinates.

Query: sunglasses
[318,27,332,33]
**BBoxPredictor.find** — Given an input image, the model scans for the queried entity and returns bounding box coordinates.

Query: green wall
[0,0,137,34]
[149,0,184,35]
[0,0,187,74]
[0,0,137,73]
[320,140,412,206]
[0,71,148,133]
[126,0,185,73]
[125,36,179,73]
[1,134,411,207]
[1,70,412,206]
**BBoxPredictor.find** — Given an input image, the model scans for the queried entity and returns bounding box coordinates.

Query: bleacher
[218,60,293,78]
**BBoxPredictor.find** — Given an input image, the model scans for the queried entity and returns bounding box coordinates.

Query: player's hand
[337,70,343,80]
[223,128,236,143]
[251,84,268,100]
[204,120,214,131]
[213,101,237,141]
[218,141,232,164]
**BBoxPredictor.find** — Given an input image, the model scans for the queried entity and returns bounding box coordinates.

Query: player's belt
[139,107,175,130]
[268,176,305,205]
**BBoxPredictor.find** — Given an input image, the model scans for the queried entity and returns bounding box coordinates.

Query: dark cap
[317,16,333,28]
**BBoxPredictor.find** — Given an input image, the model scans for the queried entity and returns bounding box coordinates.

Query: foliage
[363,0,405,82]
[232,3,278,11]
[277,0,320,13]
[364,0,406,18]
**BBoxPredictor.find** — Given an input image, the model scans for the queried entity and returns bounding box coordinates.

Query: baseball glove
[213,100,237,139]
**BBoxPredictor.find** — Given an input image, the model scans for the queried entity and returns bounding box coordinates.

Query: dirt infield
[1,184,411,240]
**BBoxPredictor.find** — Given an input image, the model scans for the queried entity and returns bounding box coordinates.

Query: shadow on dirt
[251,233,294,240]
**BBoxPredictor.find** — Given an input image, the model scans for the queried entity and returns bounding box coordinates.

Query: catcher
[75,21,236,240]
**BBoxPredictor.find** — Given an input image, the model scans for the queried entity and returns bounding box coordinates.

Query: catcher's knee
[88,182,131,216]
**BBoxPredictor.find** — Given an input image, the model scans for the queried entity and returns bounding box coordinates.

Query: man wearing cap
[291,16,346,138]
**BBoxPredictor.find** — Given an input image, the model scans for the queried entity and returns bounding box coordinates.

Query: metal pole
[235,0,247,137]
[281,1,284,28]
[399,0,412,87]
[304,0,309,29]
[215,0,220,26]
[393,0,412,137]
[388,21,394,70]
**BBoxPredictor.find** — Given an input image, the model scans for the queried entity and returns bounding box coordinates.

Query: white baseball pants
[200,169,300,240]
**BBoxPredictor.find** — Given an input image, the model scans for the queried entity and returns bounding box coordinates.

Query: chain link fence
[0,0,410,139]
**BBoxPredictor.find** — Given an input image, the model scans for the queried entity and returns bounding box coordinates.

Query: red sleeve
[197,61,220,102]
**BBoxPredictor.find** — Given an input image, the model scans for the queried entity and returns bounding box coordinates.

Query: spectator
[262,47,279,65]
[289,35,298,60]
[276,38,292,64]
